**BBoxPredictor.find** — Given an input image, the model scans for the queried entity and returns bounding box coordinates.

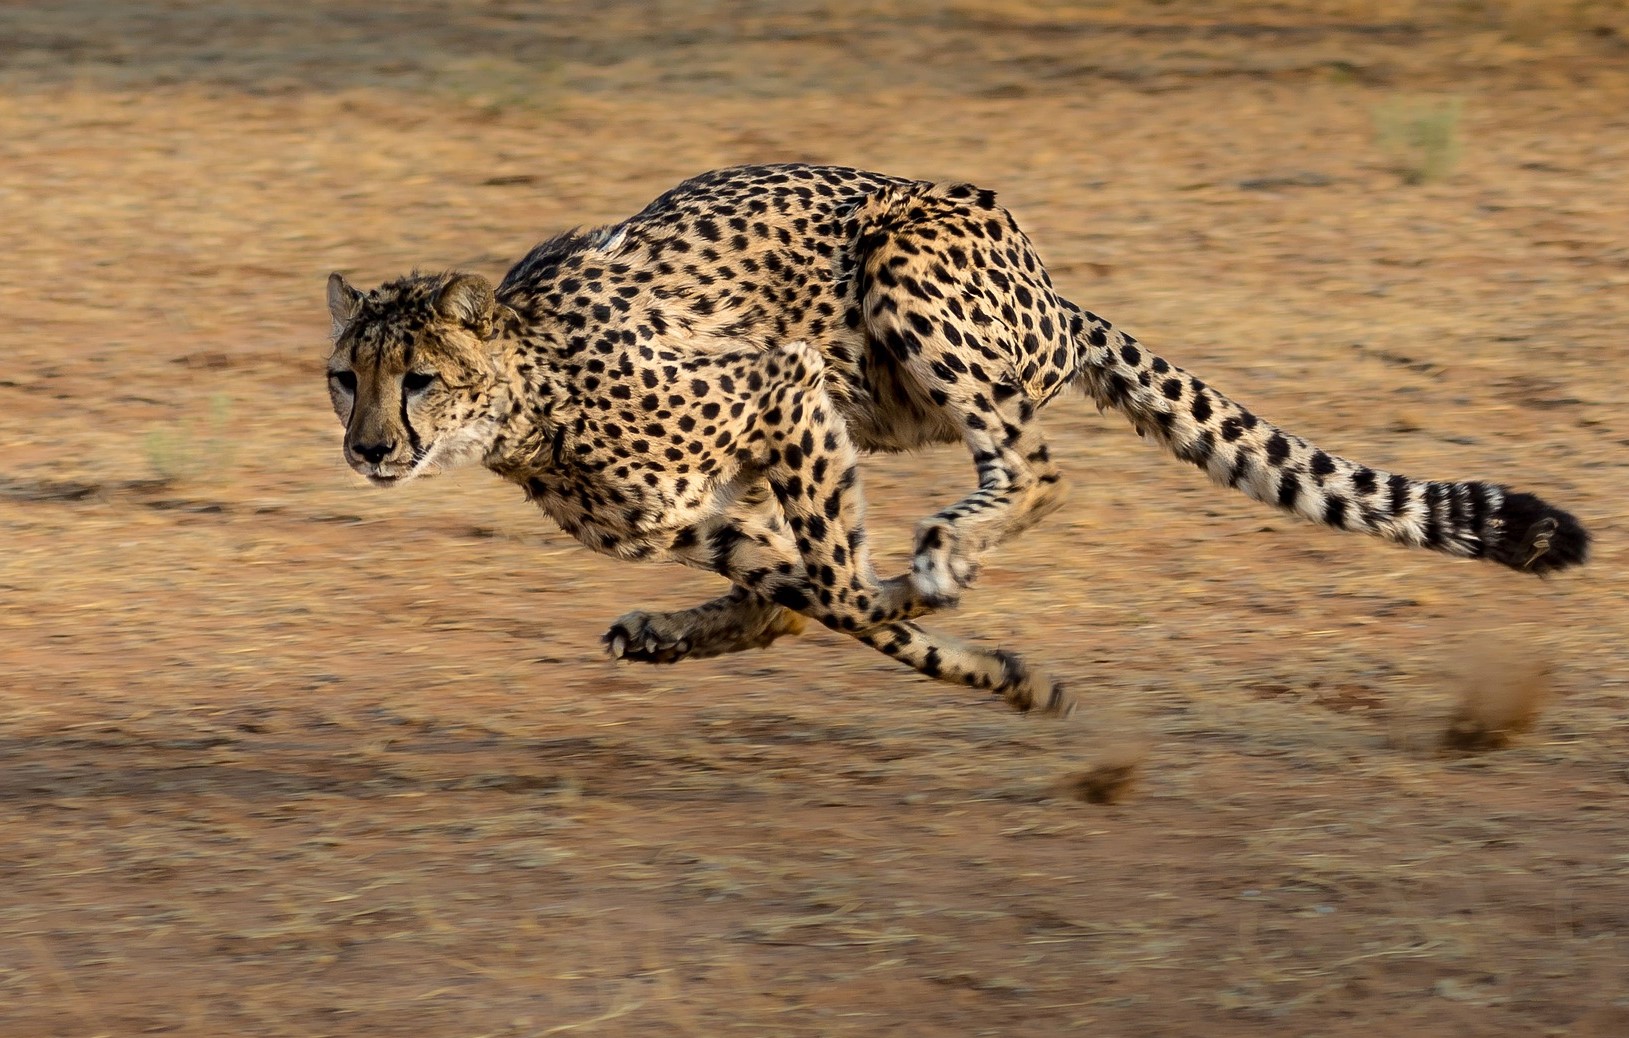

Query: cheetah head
[326,272,511,486]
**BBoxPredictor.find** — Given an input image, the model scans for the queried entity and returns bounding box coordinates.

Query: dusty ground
[2,1,1628,1034]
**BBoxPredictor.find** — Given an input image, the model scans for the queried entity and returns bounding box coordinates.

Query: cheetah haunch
[325,164,1588,717]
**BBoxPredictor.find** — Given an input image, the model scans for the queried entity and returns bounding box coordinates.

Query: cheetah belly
[521,463,731,563]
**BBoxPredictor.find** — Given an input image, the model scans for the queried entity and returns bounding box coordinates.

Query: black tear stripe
[400,388,422,455]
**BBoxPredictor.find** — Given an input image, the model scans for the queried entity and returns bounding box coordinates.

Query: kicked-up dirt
[2,2,1627,1034]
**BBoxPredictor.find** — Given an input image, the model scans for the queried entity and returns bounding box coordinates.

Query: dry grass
[1374,95,1464,184]
[2,1,1627,1035]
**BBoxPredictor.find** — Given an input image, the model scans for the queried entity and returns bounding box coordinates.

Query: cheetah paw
[602,612,693,664]
[910,519,980,608]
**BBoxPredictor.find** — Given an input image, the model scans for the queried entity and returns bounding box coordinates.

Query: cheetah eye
[402,371,437,395]
[329,370,357,393]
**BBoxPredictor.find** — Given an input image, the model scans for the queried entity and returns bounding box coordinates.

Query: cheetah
[325,163,1588,717]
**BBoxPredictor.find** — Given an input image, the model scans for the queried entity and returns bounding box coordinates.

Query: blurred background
[2,2,1626,1035]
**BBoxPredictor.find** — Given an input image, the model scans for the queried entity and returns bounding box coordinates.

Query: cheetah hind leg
[911,394,1066,607]
[604,586,806,664]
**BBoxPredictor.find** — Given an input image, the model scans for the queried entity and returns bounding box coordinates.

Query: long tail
[1066,306,1589,575]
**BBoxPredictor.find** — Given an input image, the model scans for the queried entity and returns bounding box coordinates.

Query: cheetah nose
[352,440,395,465]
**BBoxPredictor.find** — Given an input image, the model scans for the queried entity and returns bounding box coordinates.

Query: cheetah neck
[481,321,581,485]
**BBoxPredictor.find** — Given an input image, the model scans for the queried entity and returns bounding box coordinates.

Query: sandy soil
[2,2,1628,1034]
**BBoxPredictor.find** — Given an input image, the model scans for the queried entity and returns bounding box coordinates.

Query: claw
[609,633,627,659]
[644,634,658,656]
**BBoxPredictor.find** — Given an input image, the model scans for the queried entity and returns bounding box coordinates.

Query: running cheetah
[325,163,1588,717]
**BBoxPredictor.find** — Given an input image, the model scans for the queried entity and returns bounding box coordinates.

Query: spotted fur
[325,163,1588,717]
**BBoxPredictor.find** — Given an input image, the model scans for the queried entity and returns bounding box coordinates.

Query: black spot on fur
[1265,433,1290,467]
[1225,450,1251,488]
[1182,429,1216,469]
[1190,391,1212,424]
[1387,473,1409,516]
[1276,472,1301,509]
[772,584,812,612]
[1421,481,1446,547]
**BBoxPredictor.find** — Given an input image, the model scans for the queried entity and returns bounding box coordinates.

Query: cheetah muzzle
[325,163,1589,725]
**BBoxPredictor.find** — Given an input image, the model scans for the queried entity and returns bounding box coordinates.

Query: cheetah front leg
[680,485,1074,716]
[590,341,1071,715]
[599,484,810,664]
[685,389,1075,716]
[603,586,805,664]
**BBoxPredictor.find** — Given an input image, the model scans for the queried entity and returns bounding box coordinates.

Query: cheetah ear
[433,273,497,337]
[327,273,362,337]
